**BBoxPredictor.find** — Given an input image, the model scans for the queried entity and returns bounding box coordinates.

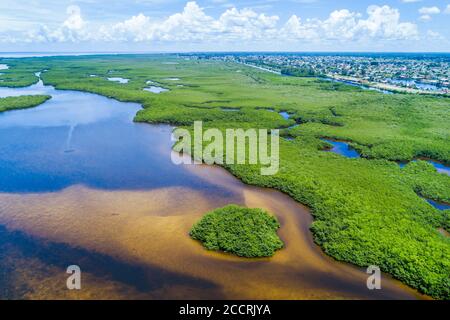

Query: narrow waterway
[322,139,361,159]
[322,139,450,176]
[0,74,426,299]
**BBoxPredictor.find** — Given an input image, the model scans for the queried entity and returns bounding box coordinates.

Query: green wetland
[0,54,448,300]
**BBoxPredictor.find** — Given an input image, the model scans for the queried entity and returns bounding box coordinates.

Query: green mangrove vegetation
[190,205,284,258]
[0,95,51,113]
[0,54,449,299]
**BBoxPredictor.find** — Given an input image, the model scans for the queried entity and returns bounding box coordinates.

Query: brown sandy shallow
[0,161,428,300]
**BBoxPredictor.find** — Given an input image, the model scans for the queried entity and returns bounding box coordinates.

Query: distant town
[184,53,450,95]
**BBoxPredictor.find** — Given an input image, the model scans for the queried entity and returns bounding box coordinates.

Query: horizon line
[1,51,450,54]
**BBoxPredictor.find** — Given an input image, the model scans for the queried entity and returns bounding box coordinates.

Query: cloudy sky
[0,0,449,52]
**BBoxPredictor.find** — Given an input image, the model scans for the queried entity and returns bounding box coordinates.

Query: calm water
[0,76,426,300]
[426,199,450,211]
[221,107,240,112]
[144,86,169,94]
[107,77,129,84]
[432,161,450,175]
[322,139,360,159]
[279,111,291,120]
[0,77,224,194]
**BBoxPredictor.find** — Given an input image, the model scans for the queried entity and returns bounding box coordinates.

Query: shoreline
[326,74,449,96]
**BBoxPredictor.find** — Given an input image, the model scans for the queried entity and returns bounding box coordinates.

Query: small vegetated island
[0,95,51,113]
[190,205,284,258]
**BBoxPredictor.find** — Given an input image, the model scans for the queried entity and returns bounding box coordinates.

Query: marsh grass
[0,95,51,113]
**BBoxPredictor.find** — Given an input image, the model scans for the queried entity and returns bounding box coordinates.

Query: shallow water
[0,79,207,193]
[0,77,426,300]
[107,77,129,84]
[221,107,240,112]
[431,161,450,176]
[426,198,450,211]
[279,111,290,120]
[322,139,361,159]
[0,64,8,70]
[144,86,169,94]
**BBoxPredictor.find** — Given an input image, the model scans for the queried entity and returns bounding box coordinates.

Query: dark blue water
[322,139,360,159]
[426,199,450,211]
[0,75,229,194]
[432,161,450,176]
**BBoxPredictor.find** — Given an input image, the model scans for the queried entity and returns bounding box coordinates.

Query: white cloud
[418,6,441,21]
[155,2,217,41]
[357,5,418,40]
[0,2,423,45]
[282,5,418,41]
[108,2,279,42]
[321,9,361,40]
[419,14,431,21]
[401,0,422,3]
[418,6,440,15]
[281,15,318,40]
[25,4,91,42]
[217,7,279,40]
[109,14,152,42]
[64,5,85,30]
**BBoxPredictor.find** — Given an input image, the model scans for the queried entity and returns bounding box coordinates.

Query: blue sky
[0,0,449,52]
